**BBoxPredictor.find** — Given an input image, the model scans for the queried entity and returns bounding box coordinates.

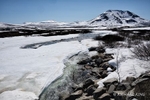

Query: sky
[0,0,150,24]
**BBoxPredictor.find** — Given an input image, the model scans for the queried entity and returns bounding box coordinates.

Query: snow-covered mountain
[89,10,150,27]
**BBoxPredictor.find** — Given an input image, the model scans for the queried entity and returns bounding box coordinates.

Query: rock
[74,83,83,91]
[59,91,70,100]
[110,65,116,71]
[86,85,97,96]
[88,47,97,51]
[93,87,106,99]
[131,78,149,86]
[113,91,126,100]
[125,77,136,84]
[116,83,126,91]
[96,47,105,53]
[91,55,99,59]
[98,53,105,59]
[101,70,108,78]
[83,78,95,89]
[77,58,92,65]
[98,93,111,100]
[108,84,116,94]
[65,90,83,100]
[103,78,118,86]
[122,82,131,91]
[141,72,150,78]
[100,62,110,70]
[95,58,103,65]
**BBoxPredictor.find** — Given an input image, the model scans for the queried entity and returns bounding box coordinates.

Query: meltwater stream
[21,33,100,49]
[39,51,89,100]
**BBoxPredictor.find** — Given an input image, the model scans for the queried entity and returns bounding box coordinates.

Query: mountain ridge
[0,10,150,29]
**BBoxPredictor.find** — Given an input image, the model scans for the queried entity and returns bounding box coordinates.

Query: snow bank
[0,33,100,100]
[97,48,150,88]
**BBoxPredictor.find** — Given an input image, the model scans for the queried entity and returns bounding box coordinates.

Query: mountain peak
[89,10,149,26]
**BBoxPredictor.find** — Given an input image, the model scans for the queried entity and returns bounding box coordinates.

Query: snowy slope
[89,10,150,27]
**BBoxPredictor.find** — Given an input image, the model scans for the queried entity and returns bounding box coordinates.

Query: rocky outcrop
[60,45,150,100]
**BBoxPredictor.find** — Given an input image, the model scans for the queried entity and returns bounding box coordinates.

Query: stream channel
[22,31,108,100]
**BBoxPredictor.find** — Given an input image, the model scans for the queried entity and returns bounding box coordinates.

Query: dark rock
[116,83,126,91]
[108,84,116,94]
[86,85,97,96]
[101,70,108,78]
[113,91,126,100]
[77,58,92,65]
[88,47,97,51]
[96,47,105,53]
[95,58,103,65]
[122,82,131,91]
[141,72,150,78]
[100,62,110,70]
[65,90,83,100]
[110,65,116,71]
[103,78,118,86]
[93,87,106,99]
[83,78,95,89]
[98,93,111,100]
[91,55,99,59]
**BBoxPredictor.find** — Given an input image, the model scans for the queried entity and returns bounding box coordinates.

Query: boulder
[116,83,126,91]
[131,78,149,86]
[100,62,110,70]
[101,70,108,78]
[96,47,105,53]
[73,83,83,91]
[95,58,103,65]
[83,78,95,89]
[141,72,150,78]
[108,84,116,94]
[98,93,111,100]
[93,87,106,99]
[86,85,97,96]
[65,90,83,100]
[77,58,92,65]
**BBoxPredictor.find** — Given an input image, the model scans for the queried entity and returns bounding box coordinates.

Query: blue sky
[0,0,150,24]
